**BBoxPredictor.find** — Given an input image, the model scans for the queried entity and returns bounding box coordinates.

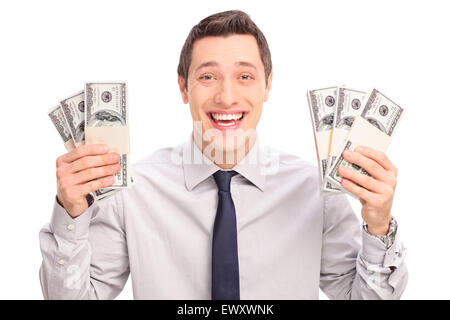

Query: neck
[193,132,256,169]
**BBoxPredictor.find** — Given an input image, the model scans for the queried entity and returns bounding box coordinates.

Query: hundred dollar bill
[326,87,366,189]
[85,82,130,188]
[93,173,136,201]
[48,105,75,151]
[60,90,120,199]
[327,88,404,190]
[307,86,341,192]
[49,103,117,201]
[60,91,86,146]
[93,188,119,201]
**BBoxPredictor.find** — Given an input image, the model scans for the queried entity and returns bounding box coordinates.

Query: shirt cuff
[361,220,405,269]
[50,196,93,241]
[363,217,397,248]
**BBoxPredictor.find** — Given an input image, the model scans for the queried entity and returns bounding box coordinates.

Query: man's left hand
[337,146,398,236]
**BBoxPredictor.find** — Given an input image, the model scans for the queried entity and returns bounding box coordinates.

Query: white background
[0,0,448,299]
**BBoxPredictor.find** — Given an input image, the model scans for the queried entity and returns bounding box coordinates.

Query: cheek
[188,88,210,118]
[245,86,265,116]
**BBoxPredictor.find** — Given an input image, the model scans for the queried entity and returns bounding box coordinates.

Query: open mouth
[208,111,246,130]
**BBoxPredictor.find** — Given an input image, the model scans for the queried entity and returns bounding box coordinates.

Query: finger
[338,166,385,194]
[343,149,387,180]
[71,164,121,185]
[341,178,376,201]
[68,153,120,173]
[355,146,397,173]
[80,175,116,195]
[59,144,109,164]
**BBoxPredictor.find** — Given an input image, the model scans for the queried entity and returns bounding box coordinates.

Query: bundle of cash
[48,82,132,202]
[307,87,404,197]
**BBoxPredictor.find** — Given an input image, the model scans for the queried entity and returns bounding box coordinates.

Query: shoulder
[114,142,186,197]
[260,145,323,199]
[260,145,318,183]
[262,146,354,218]
[131,141,184,174]
[260,145,347,201]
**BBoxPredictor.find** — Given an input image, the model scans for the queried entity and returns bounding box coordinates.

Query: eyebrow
[194,61,258,73]
[194,61,219,73]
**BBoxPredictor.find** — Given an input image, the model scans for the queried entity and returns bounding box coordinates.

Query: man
[39,10,408,299]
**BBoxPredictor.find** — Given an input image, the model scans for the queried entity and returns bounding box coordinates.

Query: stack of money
[307,87,404,197]
[48,82,132,202]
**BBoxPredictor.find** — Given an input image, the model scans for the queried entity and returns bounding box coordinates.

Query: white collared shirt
[39,133,408,299]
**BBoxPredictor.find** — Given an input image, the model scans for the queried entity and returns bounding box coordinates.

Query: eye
[240,74,254,81]
[199,74,215,81]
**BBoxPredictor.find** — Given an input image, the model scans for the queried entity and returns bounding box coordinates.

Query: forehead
[190,34,263,71]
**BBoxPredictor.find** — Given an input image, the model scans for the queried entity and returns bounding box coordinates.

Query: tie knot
[213,170,238,192]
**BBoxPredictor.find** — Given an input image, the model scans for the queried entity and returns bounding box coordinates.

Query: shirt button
[58,259,65,265]
[67,224,75,231]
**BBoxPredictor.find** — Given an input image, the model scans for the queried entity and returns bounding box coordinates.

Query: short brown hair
[177,10,272,90]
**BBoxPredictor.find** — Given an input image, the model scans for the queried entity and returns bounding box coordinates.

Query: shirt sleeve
[39,194,129,300]
[319,193,408,300]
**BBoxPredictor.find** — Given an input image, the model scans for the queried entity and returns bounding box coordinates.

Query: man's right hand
[56,144,121,218]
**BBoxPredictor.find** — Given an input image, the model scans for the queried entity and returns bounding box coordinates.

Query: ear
[178,75,189,104]
[263,71,273,102]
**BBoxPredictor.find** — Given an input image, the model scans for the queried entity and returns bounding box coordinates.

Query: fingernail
[343,150,352,157]
[100,145,108,152]
[355,146,364,152]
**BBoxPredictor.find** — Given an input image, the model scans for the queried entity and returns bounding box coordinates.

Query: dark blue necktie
[211,170,240,300]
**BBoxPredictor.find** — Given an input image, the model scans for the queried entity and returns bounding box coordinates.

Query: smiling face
[178,34,272,167]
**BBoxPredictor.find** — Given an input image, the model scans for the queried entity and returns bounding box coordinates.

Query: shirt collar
[182,132,266,192]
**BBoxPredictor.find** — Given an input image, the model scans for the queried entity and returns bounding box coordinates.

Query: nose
[214,78,239,107]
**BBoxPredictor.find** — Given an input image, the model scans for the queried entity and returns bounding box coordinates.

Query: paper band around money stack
[85,126,130,154]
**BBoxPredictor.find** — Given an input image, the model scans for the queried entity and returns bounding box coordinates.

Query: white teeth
[211,112,243,121]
